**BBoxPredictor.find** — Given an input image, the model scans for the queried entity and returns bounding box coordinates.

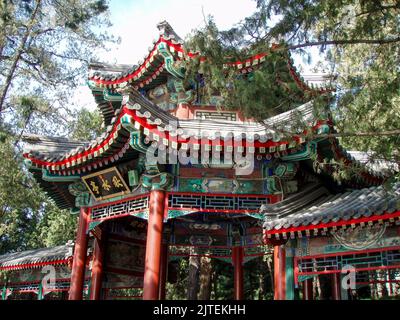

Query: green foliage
[0,0,117,136]
[184,0,399,178]
[0,132,76,253]
[69,107,104,141]
[165,257,274,300]
[184,18,313,119]
[0,0,111,255]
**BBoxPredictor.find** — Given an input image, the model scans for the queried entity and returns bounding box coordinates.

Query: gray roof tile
[263,183,400,231]
[0,242,74,268]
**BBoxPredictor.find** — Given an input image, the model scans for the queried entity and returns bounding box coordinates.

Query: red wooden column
[89,229,105,300]
[332,273,341,300]
[69,207,90,300]
[158,242,169,300]
[232,246,244,300]
[143,190,165,300]
[273,245,286,300]
[303,278,313,300]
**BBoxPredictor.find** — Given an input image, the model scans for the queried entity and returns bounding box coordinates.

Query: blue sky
[100,0,258,64]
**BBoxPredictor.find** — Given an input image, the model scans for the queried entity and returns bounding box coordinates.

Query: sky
[73,0,258,109]
[72,0,321,110]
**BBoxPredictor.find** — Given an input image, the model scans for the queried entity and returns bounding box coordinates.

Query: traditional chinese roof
[0,242,74,270]
[20,21,386,211]
[22,88,386,209]
[23,93,321,175]
[262,182,400,240]
[22,134,88,160]
[87,21,332,124]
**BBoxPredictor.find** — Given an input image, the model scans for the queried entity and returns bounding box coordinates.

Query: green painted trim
[244,213,265,220]
[103,88,122,102]
[42,169,80,182]
[281,141,318,161]
[38,282,43,300]
[297,275,315,282]
[88,220,103,232]
[285,255,295,300]
[142,172,174,191]
[167,209,196,220]
[157,42,185,79]
[86,280,91,299]
[121,115,150,153]
[70,208,80,215]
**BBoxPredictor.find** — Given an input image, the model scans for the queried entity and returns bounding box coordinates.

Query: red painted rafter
[0,259,69,271]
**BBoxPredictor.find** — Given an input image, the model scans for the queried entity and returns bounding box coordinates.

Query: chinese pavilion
[2,21,399,300]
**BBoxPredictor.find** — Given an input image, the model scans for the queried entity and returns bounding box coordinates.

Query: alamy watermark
[145,121,256,175]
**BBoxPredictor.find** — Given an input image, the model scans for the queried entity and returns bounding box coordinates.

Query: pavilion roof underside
[262,182,400,238]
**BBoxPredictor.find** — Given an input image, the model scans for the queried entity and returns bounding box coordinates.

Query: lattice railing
[297,248,400,274]
[167,193,271,212]
[91,194,149,221]
[9,280,89,293]
[88,192,273,224]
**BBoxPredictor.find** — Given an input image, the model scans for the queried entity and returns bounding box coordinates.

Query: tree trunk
[212,262,218,299]
[187,248,200,300]
[315,275,322,299]
[198,255,212,300]
[266,255,274,295]
[0,0,42,115]
[257,258,265,300]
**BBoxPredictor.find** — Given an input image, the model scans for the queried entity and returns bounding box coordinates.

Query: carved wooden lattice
[91,194,150,221]
[297,249,400,274]
[168,193,270,212]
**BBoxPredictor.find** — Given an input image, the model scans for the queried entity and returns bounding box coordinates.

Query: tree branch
[285,37,400,50]
[310,129,400,139]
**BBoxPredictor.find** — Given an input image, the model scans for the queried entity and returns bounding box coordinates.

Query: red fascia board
[130,108,326,147]
[0,259,68,271]
[90,38,164,85]
[266,210,400,235]
[24,106,128,168]
[90,37,183,86]
[128,108,293,147]
[225,53,268,66]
